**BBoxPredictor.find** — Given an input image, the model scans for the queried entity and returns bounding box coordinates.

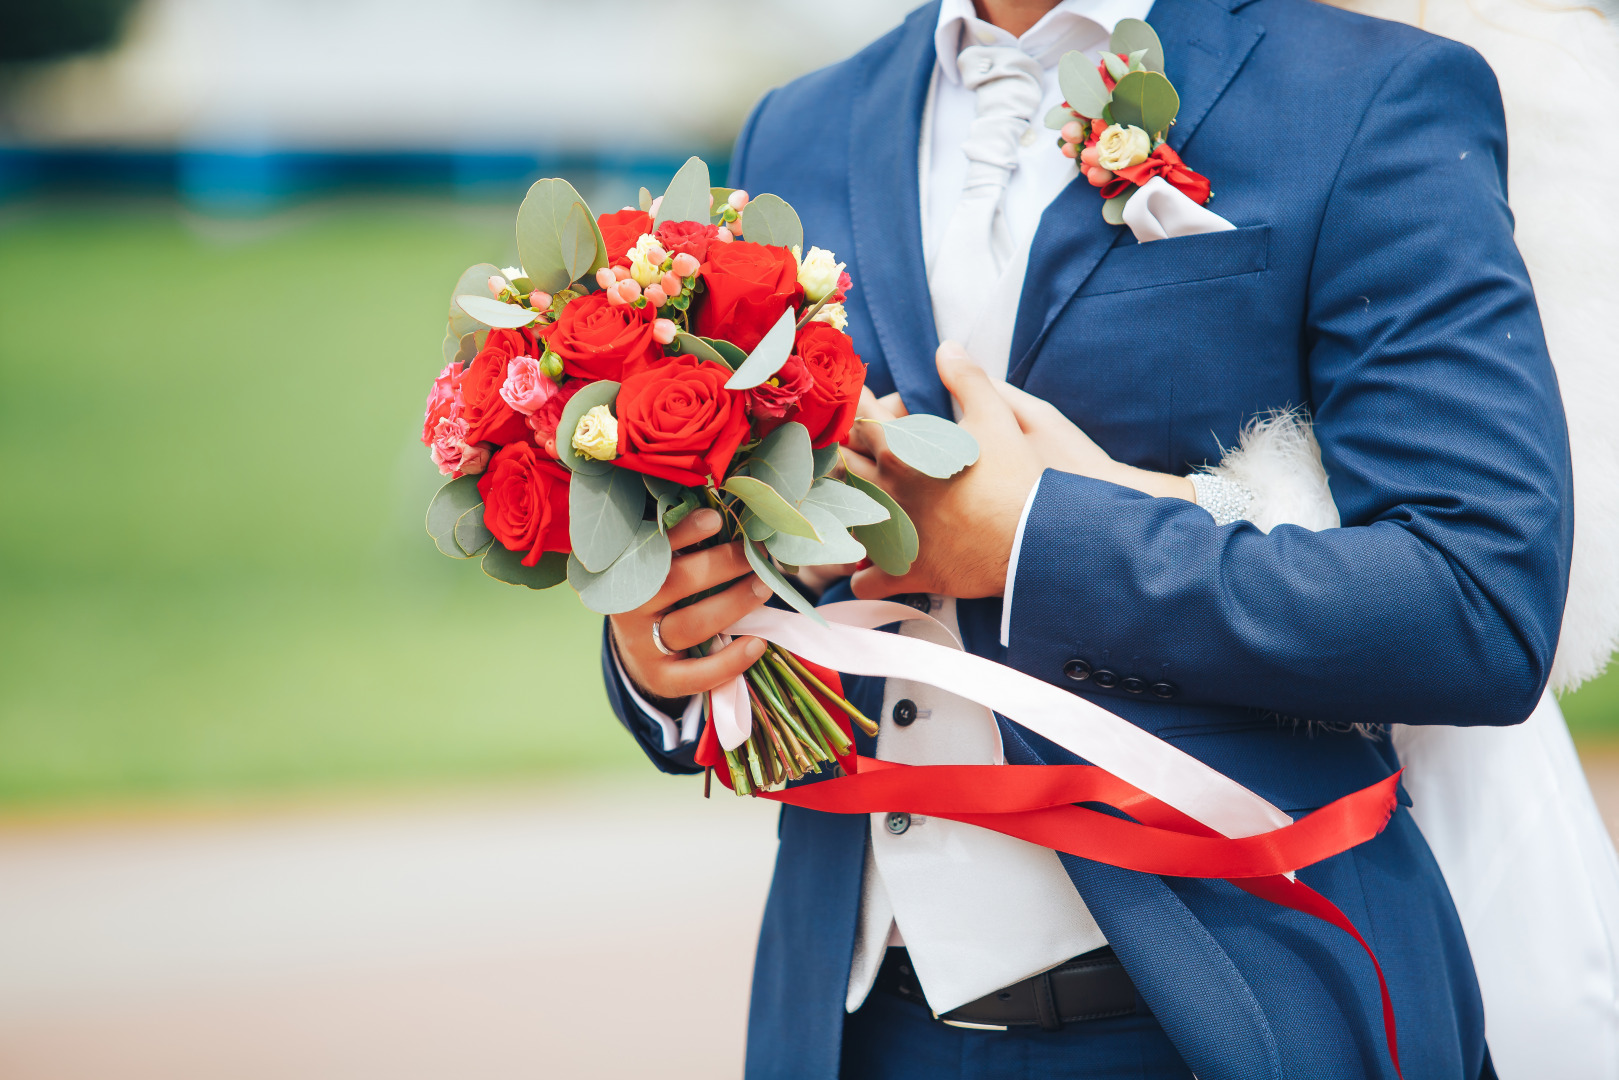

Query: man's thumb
[935,340,1006,427]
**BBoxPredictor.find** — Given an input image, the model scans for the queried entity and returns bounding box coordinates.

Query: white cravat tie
[928,45,1044,347]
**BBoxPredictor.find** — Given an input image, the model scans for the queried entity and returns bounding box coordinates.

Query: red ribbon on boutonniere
[1045,18,1216,226]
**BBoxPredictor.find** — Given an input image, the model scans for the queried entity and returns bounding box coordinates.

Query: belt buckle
[933,1010,1008,1032]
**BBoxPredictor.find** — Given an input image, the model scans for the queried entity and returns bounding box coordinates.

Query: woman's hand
[608,508,771,705]
[995,382,1196,502]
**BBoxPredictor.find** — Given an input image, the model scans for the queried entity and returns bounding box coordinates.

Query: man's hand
[845,342,1045,600]
[995,382,1195,502]
[609,509,770,703]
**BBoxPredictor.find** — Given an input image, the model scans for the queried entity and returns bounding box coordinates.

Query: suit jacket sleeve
[1005,39,1573,728]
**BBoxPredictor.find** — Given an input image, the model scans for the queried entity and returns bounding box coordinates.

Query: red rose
[615,356,752,486]
[477,442,572,566]
[461,328,535,446]
[598,208,652,269]
[693,241,802,353]
[746,352,812,435]
[789,322,864,448]
[541,292,662,382]
[656,220,719,263]
[526,380,584,459]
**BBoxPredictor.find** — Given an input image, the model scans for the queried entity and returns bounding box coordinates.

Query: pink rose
[422,361,464,444]
[429,416,490,477]
[526,381,584,459]
[499,355,558,416]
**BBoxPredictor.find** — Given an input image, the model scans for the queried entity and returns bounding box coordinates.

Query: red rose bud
[459,328,535,446]
[694,241,803,353]
[477,443,572,566]
[614,356,752,486]
[789,323,864,449]
[597,208,653,270]
[541,291,661,382]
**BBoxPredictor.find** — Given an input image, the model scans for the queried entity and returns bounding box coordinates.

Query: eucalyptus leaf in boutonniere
[1046,19,1215,225]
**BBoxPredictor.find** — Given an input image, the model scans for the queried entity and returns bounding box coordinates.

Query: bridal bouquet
[419,157,978,794]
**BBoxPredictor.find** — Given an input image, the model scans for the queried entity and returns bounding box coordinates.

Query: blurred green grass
[0,200,1614,809]
[0,200,643,807]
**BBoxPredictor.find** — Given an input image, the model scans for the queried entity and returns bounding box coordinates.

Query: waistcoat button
[886,812,911,835]
[893,699,918,726]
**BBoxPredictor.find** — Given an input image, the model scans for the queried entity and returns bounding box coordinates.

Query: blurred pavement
[1,755,1617,1080]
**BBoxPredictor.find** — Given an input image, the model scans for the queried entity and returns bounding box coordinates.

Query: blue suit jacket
[600,2,1573,1077]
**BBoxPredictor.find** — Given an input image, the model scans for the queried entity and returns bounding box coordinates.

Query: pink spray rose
[422,361,464,444]
[429,416,490,477]
[499,355,558,416]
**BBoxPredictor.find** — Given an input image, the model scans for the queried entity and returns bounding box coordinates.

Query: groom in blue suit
[599,0,1573,1076]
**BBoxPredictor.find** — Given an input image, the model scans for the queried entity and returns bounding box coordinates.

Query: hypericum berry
[1085,166,1114,187]
[714,226,734,243]
[612,265,631,281]
[652,318,679,345]
[1062,142,1079,159]
[1091,118,1107,139]
[606,286,627,306]
[727,189,749,211]
[658,270,683,297]
[1061,120,1084,142]
[487,275,508,296]
[671,253,700,278]
[644,284,667,307]
[649,195,663,217]
[596,267,616,290]
[529,290,552,310]
[615,278,642,303]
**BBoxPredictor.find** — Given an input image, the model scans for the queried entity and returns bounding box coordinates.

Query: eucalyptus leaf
[556,380,620,475]
[482,544,568,590]
[846,474,918,576]
[738,193,803,251]
[744,539,825,625]
[1110,18,1165,73]
[740,507,776,542]
[453,501,493,556]
[642,474,687,500]
[1103,188,1136,226]
[1127,47,1150,71]
[709,186,736,221]
[449,262,503,339]
[803,477,890,527]
[765,502,865,566]
[658,491,698,535]
[672,333,730,368]
[1108,70,1179,140]
[567,522,671,614]
[654,156,713,228]
[1100,51,1130,82]
[638,186,653,212]
[722,475,819,540]
[1058,51,1112,121]
[723,309,797,391]
[517,178,608,294]
[876,414,981,479]
[455,293,538,329]
[569,466,645,572]
[441,329,478,368]
[1044,104,1076,131]
[426,474,484,559]
[702,337,748,368]
[813,445,841,479]
[747,421,813,504]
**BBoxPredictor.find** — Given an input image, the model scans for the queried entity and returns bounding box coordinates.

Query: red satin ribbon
[1104,144,1215,205]
[696,663,1403,1075]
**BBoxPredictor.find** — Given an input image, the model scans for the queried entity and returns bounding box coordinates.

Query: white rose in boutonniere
[1095,124,1152,172]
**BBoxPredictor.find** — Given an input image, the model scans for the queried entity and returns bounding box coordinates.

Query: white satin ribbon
[726,600,1293,841]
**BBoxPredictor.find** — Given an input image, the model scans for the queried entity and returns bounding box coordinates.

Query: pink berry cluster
[1058,117,1117,189]
[486,274,556,316]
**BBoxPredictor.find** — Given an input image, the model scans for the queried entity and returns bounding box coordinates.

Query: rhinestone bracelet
[1188,472,1255,527]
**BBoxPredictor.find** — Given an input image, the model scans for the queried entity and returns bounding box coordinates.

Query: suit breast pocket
[1078,223,1271,298]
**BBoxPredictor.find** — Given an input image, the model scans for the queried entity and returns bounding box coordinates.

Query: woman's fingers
[659,575,773,652]
[667,507,722,552]
[658,636,768,699]
[646,540,752,612]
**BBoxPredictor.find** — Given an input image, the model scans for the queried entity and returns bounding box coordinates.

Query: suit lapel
[848,3,951,419]
[1007,0,1265,385]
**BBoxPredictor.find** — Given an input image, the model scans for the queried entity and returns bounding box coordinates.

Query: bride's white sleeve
[1198,410,1619,1080]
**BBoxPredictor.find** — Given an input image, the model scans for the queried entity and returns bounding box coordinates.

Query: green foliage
[1100,52,1131,82]
[846,475,919,575]
[481,544,567,589]
[813,445,841,479]
[745,422,813,504]
[566,521,670,614]
[763,502,865,566]
[724,310,796,391]
[1103,190,1136,226]
[0,0,138,63]
[426,475,485,558]
[1109,70,1180,141]
[722,476,819,539]
[671,333,732,369]
[568,467,645,572]
[454,293,537,329]
[1110,19,1166,74]
[654,157,713,228]
[743,539,823,624]
[803,478,889,527]
[875,414,981,479]
[516,179,607,294]
[448,263,502,339]
[1045,104,1076,131]
[1058,52,1113,122]
[739,194,803,252]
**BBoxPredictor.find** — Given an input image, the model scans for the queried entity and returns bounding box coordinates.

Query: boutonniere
[1046,19,1214,225]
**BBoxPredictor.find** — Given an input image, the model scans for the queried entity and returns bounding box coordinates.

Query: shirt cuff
[608,636,705,752]
[999,474,1042,648]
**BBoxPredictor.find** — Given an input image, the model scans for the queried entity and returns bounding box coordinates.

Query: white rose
[811,302,848,332]
[1095,124,1152,172]
[571,404,619,461]
[795,246,845,303]
[628,233,666,287]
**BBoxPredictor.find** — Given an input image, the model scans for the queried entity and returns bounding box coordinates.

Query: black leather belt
[873,946,1143,1031]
